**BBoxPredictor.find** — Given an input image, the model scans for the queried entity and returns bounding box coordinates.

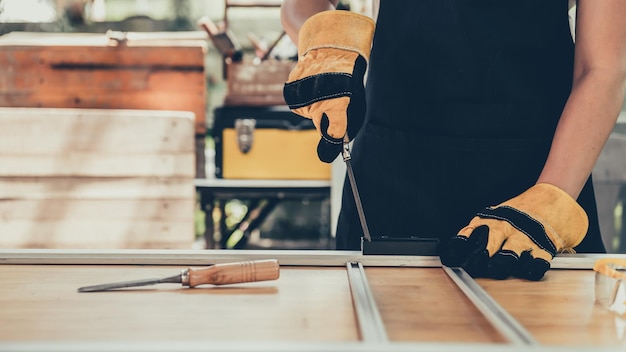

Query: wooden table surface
[1,263,624,348]
[478,269,622,346]
[0,265,356,342]
[367,267,625,346]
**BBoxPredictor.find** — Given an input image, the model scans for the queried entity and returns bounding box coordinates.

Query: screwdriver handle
[181,259,280,288]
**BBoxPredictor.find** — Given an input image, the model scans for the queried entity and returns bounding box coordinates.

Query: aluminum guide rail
[0,249,623,268]
[0,249,442,267]
[443,266,538,346]
[346,262,388,343]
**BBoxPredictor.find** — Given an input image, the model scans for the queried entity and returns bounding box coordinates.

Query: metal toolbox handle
[235,118,256,154]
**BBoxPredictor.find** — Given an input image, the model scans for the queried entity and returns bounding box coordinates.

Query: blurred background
[0,0,369,251]
[0,0,625,254]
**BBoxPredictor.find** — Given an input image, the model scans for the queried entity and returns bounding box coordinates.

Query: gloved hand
[439,183,588,281]
[283,11,375,163]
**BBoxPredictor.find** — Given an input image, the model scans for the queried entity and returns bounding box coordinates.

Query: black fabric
[335,0,606,255]
[345,55,368,142]
[476,205,558,257]
[284,72,353,109]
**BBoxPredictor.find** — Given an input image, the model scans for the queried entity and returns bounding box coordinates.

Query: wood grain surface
[1,264,624,346]
[0,32,208,134]
[0,265,358,342]
[366,267,507,344]
[478,269,626,346]
[0,108,196,249]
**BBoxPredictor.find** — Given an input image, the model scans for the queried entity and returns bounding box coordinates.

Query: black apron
[335,0,606,253]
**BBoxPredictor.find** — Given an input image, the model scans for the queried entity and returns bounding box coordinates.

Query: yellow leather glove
[440,183,588,280]
[283,11,375,162]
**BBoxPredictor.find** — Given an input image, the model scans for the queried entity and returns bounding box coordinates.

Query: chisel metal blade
[77,274,181,292]
[342,137,372,242]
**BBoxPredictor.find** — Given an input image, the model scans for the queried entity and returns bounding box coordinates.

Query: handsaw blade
[77,274,181,292]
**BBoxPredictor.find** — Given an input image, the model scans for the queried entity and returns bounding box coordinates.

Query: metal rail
[2,249,621,268]
[0,249,441,267]
[442,266,537,346]
[346,262,388,343]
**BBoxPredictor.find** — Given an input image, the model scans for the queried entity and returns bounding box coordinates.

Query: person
[280,0,626,280]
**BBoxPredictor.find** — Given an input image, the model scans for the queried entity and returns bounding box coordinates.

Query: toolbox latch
[235,118,256,154]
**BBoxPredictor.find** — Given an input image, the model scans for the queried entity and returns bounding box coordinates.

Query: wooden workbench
[0,249,624,351]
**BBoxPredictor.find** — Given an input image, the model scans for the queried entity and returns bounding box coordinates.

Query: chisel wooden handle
[181,259,280,288]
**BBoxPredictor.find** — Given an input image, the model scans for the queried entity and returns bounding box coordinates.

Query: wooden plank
[0,199,195,249]
[225,60,294,107]
[0,108,195,154]
[0,199,194,220]
[0,68,205,93]
[0,32,208,134]
[0,108,196,248]
[0,154,194,177]
[0,42,207,68]
[0,220,194,249]
[0,92,205,134]
[0,177,194,200]
[0,108,195,177]
[0,31,209,47]
[366,267,507,343]
[0,90,205,110]
[0,266,358,341]
[478,270,626,346]
[0,188,196,249]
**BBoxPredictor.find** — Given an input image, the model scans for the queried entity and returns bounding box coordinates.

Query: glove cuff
[298,11,375,60]
[503,183,588,252]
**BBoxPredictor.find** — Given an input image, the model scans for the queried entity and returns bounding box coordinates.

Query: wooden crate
[224,59,296,106]
[0,31,208,135]
[0,107,196,249]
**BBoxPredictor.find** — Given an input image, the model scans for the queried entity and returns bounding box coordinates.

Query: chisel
[77,259,280,292]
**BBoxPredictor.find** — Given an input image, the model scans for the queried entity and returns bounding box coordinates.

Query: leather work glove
[283,11,375,163]
[439,183,588,281]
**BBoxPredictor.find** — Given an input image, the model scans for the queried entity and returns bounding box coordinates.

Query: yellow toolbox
[213,105,331,180]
